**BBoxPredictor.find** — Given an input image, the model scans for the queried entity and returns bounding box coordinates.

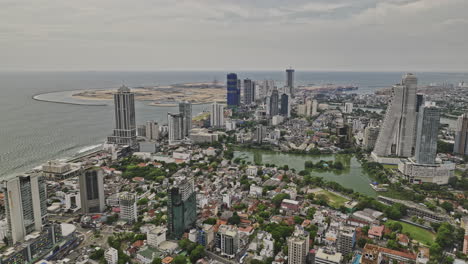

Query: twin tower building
[372,73,454,184]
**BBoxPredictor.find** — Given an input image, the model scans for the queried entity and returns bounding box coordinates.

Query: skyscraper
[79,168,105,214]
[145,120,159,141]
[454,113,468,156]
[255,125,267,143]
[168,113,184,144]
[107,85,138,149]
[1,173,47,244]
[280,93,290,117]
[415,102,440,164]
[216,225,239,258]
[288,226,310,264]
[373,73,418,160]
[179,101,192,137]
[268,88,279,116]
[243,79,255,105]
[210,102,225,128]
[119,192,137,223]
[227,73,240,108]
[364,126,380,150]
[286,68,295,96]
[167,177,197,239]
[337,226,356,255]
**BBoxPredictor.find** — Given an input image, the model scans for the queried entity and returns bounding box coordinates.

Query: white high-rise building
[217,225,239,259]
[168,113,184,144]
[344,102,354,114]
[373,73,418,161]
[210,102,225,128]
[147,226,167,248]
[119,192,137,223]
[105,247,118,264]
[107,85,138,149]
[288,226,310,264]
[1,173,47,244]
[312,100,318,116]
[454,112,468,156]
[145,120,159,141]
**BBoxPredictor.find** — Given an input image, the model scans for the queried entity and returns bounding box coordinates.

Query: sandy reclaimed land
[72,83,226,105]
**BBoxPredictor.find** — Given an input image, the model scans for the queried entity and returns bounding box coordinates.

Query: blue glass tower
[227,73,240,108]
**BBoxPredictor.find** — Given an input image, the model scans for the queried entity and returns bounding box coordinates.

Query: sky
[1,0,468,71]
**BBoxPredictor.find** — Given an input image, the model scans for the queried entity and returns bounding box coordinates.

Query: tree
[272,193,290,207]
[173,255,186,264]
[203,218,217,225]
[189,245,206,263]
[151,258,162,264]
[228,212,241,225]
[440,201,454,212]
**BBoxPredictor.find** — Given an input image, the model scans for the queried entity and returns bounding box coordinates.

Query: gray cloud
[1,0,467,71]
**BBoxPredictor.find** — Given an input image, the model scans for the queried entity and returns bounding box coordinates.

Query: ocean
[0,71,466,178]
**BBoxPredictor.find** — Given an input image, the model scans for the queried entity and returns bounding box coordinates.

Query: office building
[288,226,310,264]
[415,102,440,164]
[147,226,167,248]
[454,113,468,155]
[210,102,225,128]
[179,101,192,137]
[337,226,356,255]
[227,73,240,108]
[280,93,290,117]
[1,174,47,244]
[145,120,159,141]
[373,73,418,162]
[119,192,137,223]
[197,224,214,248]
[398,159,454,185]
[364,126,380,150]
[0,224,63,263]
[168,113,184,144]
[216,225,239,259]
[107,85,138,149]
[344,102,353,114]
[105,247,119,264]
[315,248,343,264]
[167,177,197,239]
[137,125,146,137]
[190,128,220,143]
[79,168,105,214]
[225,120,236,131]
[286,68,295,96]
[243,79,255,105]
[268,88,279,116]
[255,125,267,143]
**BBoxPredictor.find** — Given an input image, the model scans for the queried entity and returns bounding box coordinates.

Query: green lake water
[233,150,376,196]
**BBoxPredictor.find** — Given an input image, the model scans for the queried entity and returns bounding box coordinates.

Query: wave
[77,144,102,154]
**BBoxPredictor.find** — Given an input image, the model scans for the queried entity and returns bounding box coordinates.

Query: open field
[315,190,349,208]
[386,220,435,246]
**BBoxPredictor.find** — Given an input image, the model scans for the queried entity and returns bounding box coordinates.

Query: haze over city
[2,0,468,71]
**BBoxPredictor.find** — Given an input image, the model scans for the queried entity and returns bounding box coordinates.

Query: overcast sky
[1,0,467,71]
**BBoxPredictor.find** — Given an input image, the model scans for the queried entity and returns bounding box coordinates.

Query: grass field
[386,220,435,246]
[383,164,398,169]
[315,190,349,208]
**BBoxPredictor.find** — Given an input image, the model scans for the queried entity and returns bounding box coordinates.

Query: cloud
[0,0,467,71]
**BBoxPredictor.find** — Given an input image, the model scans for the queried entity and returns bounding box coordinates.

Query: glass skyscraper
[227,73,240,108]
